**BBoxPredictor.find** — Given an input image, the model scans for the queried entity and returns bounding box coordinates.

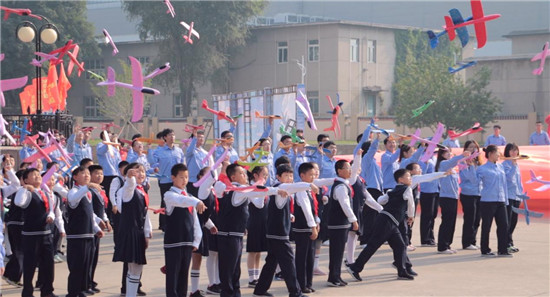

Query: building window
[366,93,376,117]
[84,59,104,79]
[174,94,183,117]
[350,38,359,62]
[367,40,376,63]
[306,91,319,115]
[278,41,288,63]
[308,39,319,62]
[83,96,101,118]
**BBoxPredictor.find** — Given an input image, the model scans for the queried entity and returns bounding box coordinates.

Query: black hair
[19,162,31,170]
[356,133,363,143]
[226,163,242,182]
[536,120,542,124]
[258,138,269,146]
[156,132,163,139]
[198,166,210,180]
[171,163,188,177]
[317,134,329,143]
[71,166,88,178]
[383,136,394,145]
[405,162,419,171]
[22,168,40,181]
[361,141,371,157]
[335,159,349,173]
[276,163,293,176]
[299,162,315,176]
[46,161,58,170]
[435,146,449,172]
[504,143,519,158]
[323,141,335,149]
[118,160,130,169]
[251,165,267,177]
[132,133,142,140]
[280,135,292,143]
[79,158,93,166]
[123,162,145,175]
[493,125,501,129]
[398,144,412,162]
[15,169,25,180]
[296,129,303,134]
[393,168,409,182]
[99,130,108,141]
[221,130,232,138]
[275,155,291,168]
[463,140,481,166]
[88,164,103,174]
[161,128,174,140]
[483,145,499,159]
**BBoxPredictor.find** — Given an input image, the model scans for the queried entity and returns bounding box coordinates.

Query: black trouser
[217,235,243,297]
[254,239,302,297]
[4,224,23,282]
[327,228,348,283]
[350,214,410,275]
[460,194,481,248]
[159,182,173,230]
[480,201,509,254]
[67,238,93,297]
[102,175,117,223]
[165,246,193,297]
[22,234,55,297]
[437,197,457,251]
[89,235,100,289]
[506,199,520,247]
[359,188,382,244]
[293,232,315,291]
[419,192,438,244]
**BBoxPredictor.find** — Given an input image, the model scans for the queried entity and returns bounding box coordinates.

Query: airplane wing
[471,0,488,49]
[431,123,445,144]
[420,144,436,163]
[534,184,550,192]
[449,8,470,47]
[67,44,79,76]
[326,95,335,111]
[129,56,145,122]
[23,152,42,163]
[0,76,29,92]
[191,28,200,39]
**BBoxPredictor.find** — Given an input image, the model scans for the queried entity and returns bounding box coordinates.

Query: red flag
[57,61,71,111]
[45,63,60,112]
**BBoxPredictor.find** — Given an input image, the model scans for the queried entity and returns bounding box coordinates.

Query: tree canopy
[123,0,267,117]
[392,29,501,131]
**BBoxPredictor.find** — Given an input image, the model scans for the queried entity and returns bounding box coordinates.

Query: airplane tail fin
[448,66,457,74]
[409,129,421,147]
[444,16,456,41]
[254,110,262,118]
[427,30,439,49]
[201,99,208,109]
[77,62,84,77]
[183,35,193,44]
[532,67,543,75]
[527,170,539,183]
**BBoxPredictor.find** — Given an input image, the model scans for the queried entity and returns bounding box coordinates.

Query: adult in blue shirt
[418,154,439,246]
[185,130,210,195]
[72,129,93,164]
[273,135,296,168]
[476,145,510,257]
[485,125,506,146]
[529,121,550,145]
[215,130,239,164]
[458,140,482,250]
[502,143,523,254]
[381,136,401,192]
[308,134,330,167]
[442,137,460,148]
[153,128,185,230]
[97,130,122,186]
[319,141,337,179]
[359,133,383,244]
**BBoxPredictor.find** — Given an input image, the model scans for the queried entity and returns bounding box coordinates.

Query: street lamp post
[16,17,58,114]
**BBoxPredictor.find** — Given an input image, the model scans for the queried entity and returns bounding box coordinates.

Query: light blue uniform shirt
[442,138,460,148]
[459,165,481,196]
[485,134,506,146]
[319,155,336,179]
[476,162,508,203]
[294,152,309,182]
[437,154,464,199]
[419,158,439,193]
[19,146,35,162]
[97,143,122,176]
[185,137,209,183]
[502,160,523,201]
[73,142,93,164]
[215,145,239,164]
[153,145,184,184]
[399,146,425,169]
[529,131,550,145]
[360,138,383,191]
[274,148,296,167]
[381,149,400,190]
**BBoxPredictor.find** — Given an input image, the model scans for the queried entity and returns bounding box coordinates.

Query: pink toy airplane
[163,0,175,18]
[458,151,480,170]
[144,63,170,80]
[443,0,500,49]
[1,6,42,20]
[447,122,483,140]
[531,42,550,75]
[1,54,29,107]
[201,99,236,125]
[100,122,121,131]
[194,147,229,187]
[0,114,17,145]
[66,45,85,77]
[48,137,72,167]
[102,29,119,56]
[48,40,77,64]
[180,21,200,44]
[323,94,343,138]
[410,123,445,162]
[526,170,550,192]
[40,165,57,192]
[404,129,422,147]
[184,124,204,133]
[23,135,60,163]
[30,52,60,67]
[97,56,161,122]
[296,90,318,131]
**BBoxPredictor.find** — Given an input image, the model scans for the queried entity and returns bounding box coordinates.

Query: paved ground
[2,181,549,297]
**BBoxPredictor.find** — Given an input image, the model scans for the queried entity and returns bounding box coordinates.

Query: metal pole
[36,31,41,114]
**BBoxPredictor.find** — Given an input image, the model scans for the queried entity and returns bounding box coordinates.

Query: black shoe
[481,252,496,257]
[302,288,313,293]
[253,292,274,297]
[307,287,315,293]
[406,267,418,276]
[346,264,362,282]
[91,287,101,293]
[206,284,221,294]
[137,288,147,296]
[248,280,258,288]
[120,288,126,296]
[498,252,513,257]
[190,290,206,297]
[397,272,414,280]
[83,289,95,295]
[326,281,343,287]
[338,278,348,286]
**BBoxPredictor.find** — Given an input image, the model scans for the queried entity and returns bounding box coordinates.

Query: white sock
[248,269,255,282]
[126,273,140,297]
[206,253,217,286]
[314,255,320,269]
[275,264,281,273]
[346,232,358,265]
[254,269,261,280]
[190,269,200,292]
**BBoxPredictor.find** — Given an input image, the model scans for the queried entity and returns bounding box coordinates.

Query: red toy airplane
[48,40,77,65]
[443,0,500,49]
[23,135,58,163]
[66,45,85,77]
[254,110,281,120]
[323,95,343,138]
[201,99,236,125]
[100,122,120,131]
[180,21,200,44]
[1,6,42,20]
[184,124,205,133]
[447,122,483,140]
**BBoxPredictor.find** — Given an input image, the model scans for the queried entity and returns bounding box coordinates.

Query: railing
[1,112,73,145]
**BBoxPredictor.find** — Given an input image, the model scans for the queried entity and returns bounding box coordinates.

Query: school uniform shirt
[349,152,383,212]
[476,162,508,203]
[437,154,466,199]
[399,146,425,169]
[378,172,447,205]
[15,187,56,232]
[259,152,276,186]
[502,160,524,201]
[164,186,203,248]
[97,142,122,176]
[274,148,296,167]
[185,137,212,183]
[419,157,439,193]
[48,189,66,234]
[109,175,125,210]
[381,148,401,189]
[529,131,550,145]
[294,152,309,182]
[73,142,93,164]
[266,182,312,240]
[361,137,383,191]
[127,152,156,175]
[319,155,336,179]
[330,177,358,225]
[1,169,21,199]
[459,165,482,196]
[197,173,218,230]
[0,216,4,268]
[153,144,185,184]
[67,185,102,237]
[485,134,506,146]
[442,138,461,148]
[294,190,318,231]
[215,145,239,164]
[377,184,415,224]
[118,177,153,237]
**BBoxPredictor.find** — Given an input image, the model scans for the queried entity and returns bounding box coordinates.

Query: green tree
[1,0,99,113]
[123,0,267,117]
[392,30,501,131]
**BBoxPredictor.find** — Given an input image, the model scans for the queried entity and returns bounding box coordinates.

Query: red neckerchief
[310,191,319,217]
[38,189,49,211]
[99,190,109,208]
[136,185,149,207]
[181,190,193,214]
[290,195,294,214]
[214,191,219,214]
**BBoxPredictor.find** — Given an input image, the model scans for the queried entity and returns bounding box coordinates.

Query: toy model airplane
[457,151,480,170]
[526,170,550,192]
[148,207,166,215]
[410,122,445,162]
[49,137,73,167]
[102,29,119,56]
[531,42,550,75]
[144,63,170,80]
[201,138,231,165]
[100,122,120,131]
[240,142,261,162]
[180,21,200,44]
[237,158,270,172]
[255,110,282,120]
[97,57,161,122]
[296,90,318,130]
[193,148,229,187]
[447,122,482,140]
[323,94,343,138]
[201,99,236,125]
[11,118,31,143]
[136,137,163,145]
[512,192,543,225]
[0,114,17,145]
[31,52,60,67]
[279,125,304,144]
[449,60,477,74]
[1,53,29,107]
[394,129,422,146]
[23,135,62,163]
[163,0,175,18]
[184,124,204,133]
[1,6,42,20]
[369,119,394,136]
[66,45,85,77]
[412,100,435,118]
[427,12,472,48]
[443,0,500,49]
[48,40,78,65]
[39,165,58,192]
[86,70,105,81]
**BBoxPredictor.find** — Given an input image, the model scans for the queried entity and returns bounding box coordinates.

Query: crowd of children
[0,120,529,297]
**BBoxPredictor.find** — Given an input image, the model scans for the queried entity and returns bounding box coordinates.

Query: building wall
[509,33,550,55]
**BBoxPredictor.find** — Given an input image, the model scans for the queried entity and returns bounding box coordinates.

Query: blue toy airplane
[11,118,31,144]
[449,60,477,74]
[512,192,544,225]
[427,10,472,49]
